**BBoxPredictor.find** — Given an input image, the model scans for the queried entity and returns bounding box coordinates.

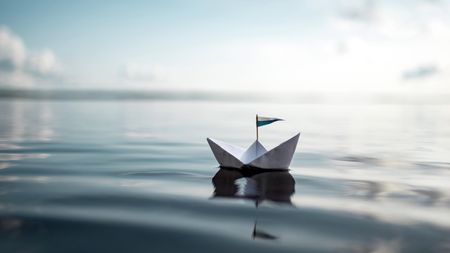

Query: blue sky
[1,0,449,93]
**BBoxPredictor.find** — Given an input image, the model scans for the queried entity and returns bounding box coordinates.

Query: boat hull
[207,133,300,169]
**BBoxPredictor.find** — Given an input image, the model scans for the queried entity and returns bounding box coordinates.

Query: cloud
[338,0,376,23]
[27,49,61,76]
[331,0,450,40]
[0,27,26,69]
[0,26,62,87]
[313,0,450,93]
[402,64,439,80]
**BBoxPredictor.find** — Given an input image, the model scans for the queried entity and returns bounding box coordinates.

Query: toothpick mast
[256,114,259,141]
[255,114,259,157]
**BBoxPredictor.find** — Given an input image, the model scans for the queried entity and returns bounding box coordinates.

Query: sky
[0,0,450,93]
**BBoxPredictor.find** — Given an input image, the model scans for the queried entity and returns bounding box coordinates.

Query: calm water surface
[1,99,450,253]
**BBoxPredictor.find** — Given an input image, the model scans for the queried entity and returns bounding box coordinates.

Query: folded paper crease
[207,133,300,169]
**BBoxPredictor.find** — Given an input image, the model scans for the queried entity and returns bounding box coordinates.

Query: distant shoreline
[0,88,449,105]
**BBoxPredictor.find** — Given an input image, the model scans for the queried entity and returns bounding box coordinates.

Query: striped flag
[257,116,283,127]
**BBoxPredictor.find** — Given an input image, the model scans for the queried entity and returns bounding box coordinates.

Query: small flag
[257,116,283,127]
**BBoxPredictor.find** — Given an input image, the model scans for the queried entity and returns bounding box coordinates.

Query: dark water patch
[334,155,382,166]
[2,198,450,253]
[343,180,385,200]
[411,189,444,205]
[415,162,450,170]
[0,215,303,253]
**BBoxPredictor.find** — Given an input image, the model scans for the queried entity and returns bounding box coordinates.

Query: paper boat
[207,133,300,169]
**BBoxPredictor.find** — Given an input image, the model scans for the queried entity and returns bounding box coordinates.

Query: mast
[256,114,259,141]
[256,114,259,158]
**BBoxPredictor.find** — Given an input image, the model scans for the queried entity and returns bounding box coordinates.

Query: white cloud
[27,49,61,76]
[338,0,377,23]
[0,26,26,69]
[316,0,450,92]
[145,1,450,93]
[0,26,62,87]
[403,64,439,80]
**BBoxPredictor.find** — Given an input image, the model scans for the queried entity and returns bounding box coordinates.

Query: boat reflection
[212,167,295,206]
[211,167,295,240]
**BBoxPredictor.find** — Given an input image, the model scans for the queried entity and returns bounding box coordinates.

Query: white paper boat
[207,133,300,169]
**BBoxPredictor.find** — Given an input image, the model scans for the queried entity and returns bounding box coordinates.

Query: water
[1,99,450,253]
